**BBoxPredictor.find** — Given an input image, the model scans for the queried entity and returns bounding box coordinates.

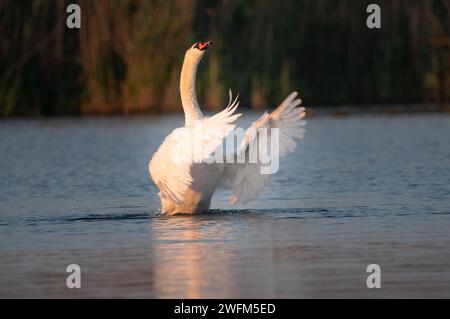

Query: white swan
[149,41,306,215]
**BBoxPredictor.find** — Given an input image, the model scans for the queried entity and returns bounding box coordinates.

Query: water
[0,113,449,298]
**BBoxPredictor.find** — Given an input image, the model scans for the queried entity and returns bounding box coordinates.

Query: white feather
[222,92,306,204]
[149,91,241,205]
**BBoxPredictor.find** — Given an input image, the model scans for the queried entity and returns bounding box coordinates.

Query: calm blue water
[0,113,449,298]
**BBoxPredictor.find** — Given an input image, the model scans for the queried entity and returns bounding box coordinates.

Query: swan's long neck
[180,53,203,126]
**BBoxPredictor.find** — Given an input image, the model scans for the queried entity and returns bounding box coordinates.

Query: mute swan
[149,41,306,215]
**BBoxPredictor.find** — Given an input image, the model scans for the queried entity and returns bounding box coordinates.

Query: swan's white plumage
[171,92,241,163]
[149,91,241,206]
[221,92,306,204]
[148,41,306,215]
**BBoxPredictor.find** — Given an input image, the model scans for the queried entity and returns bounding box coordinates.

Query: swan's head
[186,41,212,61]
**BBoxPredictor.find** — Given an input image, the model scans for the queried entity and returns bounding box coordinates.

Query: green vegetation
[0,0,449,116]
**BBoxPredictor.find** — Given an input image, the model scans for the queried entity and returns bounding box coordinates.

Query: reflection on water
[0,114,450,298]
[151,215,238,298]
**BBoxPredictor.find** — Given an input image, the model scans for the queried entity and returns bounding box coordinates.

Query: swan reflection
[150,215,237,298]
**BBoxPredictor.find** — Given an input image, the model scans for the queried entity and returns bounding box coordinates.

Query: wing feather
[149,91,241,204]
[223,91,306,204]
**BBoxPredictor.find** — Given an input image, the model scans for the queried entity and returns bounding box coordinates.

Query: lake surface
[0,113,449,298]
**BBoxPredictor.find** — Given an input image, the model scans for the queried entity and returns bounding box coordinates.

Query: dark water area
[0,113,449,298]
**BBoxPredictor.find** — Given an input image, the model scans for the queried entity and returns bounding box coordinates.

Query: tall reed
[0,0,448,116]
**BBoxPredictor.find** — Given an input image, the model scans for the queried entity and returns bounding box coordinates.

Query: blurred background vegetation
[0,0,449,116]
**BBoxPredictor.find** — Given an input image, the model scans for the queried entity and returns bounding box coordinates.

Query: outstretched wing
[172,91,241,164]
[222,92,306,204]
[149,91,241,204]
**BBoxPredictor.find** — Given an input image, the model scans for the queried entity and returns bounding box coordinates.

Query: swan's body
[149,41,306,215]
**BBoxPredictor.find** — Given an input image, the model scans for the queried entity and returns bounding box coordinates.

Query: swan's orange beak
[195,41,212,51]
